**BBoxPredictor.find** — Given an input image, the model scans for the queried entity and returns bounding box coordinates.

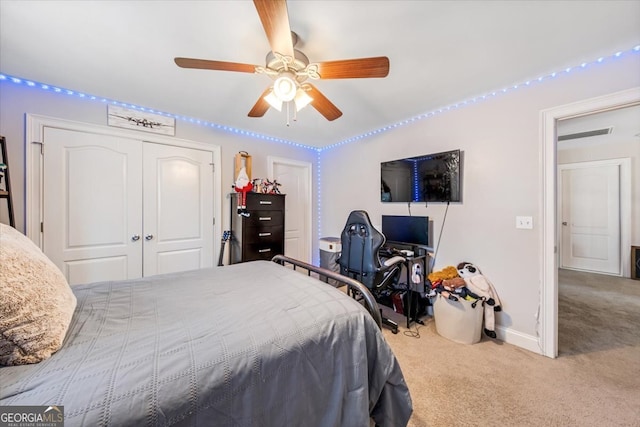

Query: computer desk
[381,247,433,328]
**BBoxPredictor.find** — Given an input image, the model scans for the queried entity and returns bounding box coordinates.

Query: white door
[43,127,144,284]
[42,128,215,285]
[560,163,620,275]
[142,142,214,275]
[268,157,312,262]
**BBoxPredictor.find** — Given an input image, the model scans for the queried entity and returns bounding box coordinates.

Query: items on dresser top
[229,193,285,264]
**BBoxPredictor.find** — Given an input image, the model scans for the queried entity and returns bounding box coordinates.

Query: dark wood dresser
[229,193,285,263]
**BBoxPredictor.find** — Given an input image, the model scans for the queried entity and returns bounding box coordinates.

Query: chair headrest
[344,210,374,228]
[340,210,386,249]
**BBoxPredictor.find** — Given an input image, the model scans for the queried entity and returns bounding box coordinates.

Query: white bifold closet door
[43,127,214,285]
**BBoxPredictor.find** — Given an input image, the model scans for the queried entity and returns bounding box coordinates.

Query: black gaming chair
[338,210,406,333]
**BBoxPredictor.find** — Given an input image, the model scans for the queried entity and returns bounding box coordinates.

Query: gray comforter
[0,261,412,426]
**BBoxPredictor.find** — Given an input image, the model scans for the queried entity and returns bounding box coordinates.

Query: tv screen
[381,215,429,247]
[381,149,462,203]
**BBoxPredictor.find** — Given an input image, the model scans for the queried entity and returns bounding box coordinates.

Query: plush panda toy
[457,262,502,339]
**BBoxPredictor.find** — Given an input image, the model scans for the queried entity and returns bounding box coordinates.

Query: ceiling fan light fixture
[294,88,313,111]
[264,89,283,111]
[273,72,297,102]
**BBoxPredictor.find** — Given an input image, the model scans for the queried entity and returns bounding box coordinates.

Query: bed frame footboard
[271,255,382,329]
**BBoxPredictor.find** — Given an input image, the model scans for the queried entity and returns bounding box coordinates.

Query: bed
[0,224,412,427]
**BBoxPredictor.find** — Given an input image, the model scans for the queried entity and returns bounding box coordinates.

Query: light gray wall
[0,82,318,246]
[319,53,640,346]
[1,51,638,352]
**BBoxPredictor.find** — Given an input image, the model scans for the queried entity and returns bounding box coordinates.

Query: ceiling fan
[174,0,389,121]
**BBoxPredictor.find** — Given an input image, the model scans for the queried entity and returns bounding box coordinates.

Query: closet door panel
[143,142,214,276]
[43,127,143,285]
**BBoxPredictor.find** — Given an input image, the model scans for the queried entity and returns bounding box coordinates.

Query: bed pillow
[0,223,77,365]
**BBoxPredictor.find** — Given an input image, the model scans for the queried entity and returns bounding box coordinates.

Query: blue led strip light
[1,45,637,152]
[0,74,317,151]
[316,150,323,264]
[3,44,638,261]
[412,160,420,201]
[321,44,640,151]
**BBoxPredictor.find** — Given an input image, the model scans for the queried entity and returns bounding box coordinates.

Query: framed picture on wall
[107,105,175,136]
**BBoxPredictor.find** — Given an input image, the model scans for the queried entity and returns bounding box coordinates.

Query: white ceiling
[1,1,639,148]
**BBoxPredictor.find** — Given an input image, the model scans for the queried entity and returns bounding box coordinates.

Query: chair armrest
[382,255,406,268]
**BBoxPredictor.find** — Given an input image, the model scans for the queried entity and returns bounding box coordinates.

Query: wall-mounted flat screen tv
[381,149,462,203]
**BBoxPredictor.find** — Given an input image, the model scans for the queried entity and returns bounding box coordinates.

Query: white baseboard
[496,325,544,356]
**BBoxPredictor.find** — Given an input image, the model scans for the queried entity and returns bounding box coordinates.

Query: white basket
[433,294,483,344]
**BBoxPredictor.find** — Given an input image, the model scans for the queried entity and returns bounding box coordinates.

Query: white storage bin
[319,237,341,253]
[433,294,483,344]
[319,237,341,287]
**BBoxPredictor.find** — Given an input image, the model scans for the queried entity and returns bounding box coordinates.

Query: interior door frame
[557,158,630,276]
[25,114,222,261]
[540,87,640,358]
[267,156,313,263]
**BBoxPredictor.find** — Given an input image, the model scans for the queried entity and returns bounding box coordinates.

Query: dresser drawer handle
[259,217,272,221]
[258,232,272,237]
[258,248,272,253]
[259,201,272,205]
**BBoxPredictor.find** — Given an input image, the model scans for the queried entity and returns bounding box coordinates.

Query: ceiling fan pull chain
[286,102,291,127]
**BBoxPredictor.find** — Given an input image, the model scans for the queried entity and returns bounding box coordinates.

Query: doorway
[541,88,640,358]
[268,156,312,263]
[558,159,630,276]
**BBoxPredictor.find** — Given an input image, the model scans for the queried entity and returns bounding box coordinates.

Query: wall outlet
[516,216,533,229]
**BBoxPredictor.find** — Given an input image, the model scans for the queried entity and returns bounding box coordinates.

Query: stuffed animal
[427,266,461,300]
[442,277,465,289]
[457,262,502,338]
[442,277,483,302]
[234,166,253,217]
[428,265,488,306]
[427,265,459,282]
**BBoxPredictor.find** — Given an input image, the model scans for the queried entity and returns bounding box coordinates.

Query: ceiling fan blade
[174,57,257,73]
[253,0,295,58]
[248,88,273,118]
[306,84,342,121]
[315,57,390,79]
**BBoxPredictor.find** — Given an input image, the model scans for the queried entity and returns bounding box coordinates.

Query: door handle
[145,234,154,240]
[562,222,568,226]
[131,234,140,242]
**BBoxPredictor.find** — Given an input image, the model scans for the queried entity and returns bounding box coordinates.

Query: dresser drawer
[244,225,284,244]
[246,194,285,211]
[243,210,283,227]
[244,242,284,261]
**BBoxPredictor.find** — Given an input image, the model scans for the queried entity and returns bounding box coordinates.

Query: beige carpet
[381,269,640,427]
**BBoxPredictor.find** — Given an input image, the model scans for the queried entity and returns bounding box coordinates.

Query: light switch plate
[516,216,533,229]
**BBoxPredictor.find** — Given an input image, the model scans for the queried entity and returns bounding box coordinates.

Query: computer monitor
[381,215,429,248]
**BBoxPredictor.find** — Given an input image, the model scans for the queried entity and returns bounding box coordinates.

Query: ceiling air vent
[558,127,612,141]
